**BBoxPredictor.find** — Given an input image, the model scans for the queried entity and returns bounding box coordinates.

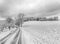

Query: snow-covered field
[0,21,60,44]
[22,21,60,34]
[21,21,60,44]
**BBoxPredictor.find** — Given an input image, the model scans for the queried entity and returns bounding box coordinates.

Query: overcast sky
[0,0,60,18]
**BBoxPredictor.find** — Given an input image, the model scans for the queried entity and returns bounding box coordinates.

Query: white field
[0,21,60,44]
[21,21,60,44]
[22,21,60,34]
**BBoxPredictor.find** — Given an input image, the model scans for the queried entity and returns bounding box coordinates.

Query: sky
[0,0,60,18]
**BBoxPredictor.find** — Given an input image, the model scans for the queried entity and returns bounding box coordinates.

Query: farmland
[0,20,60,44]
[21,21,60,44]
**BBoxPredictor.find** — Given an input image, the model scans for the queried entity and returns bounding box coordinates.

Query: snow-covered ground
[21,21,60,44]
[0,21,60,44]
[22,21,60,35]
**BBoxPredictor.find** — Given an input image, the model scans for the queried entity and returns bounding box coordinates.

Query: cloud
[0,0,60,18]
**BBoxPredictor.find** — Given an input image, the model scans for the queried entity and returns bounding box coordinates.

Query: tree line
[24,16,58,21]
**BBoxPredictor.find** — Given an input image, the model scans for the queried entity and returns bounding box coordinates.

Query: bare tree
[15,13,24,27]
[6,17,13,23]
[5,17,14,29]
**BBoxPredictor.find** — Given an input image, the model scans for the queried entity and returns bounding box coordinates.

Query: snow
[22,21,60,39]
[21,21,60,44]
[0,21,60,44]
